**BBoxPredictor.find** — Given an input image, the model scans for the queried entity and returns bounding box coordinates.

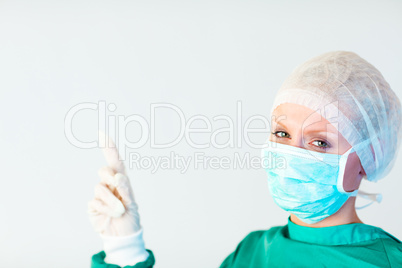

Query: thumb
[99,130,126,175]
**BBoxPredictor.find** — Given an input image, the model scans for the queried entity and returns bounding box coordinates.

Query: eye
[271,131,290,139]
[311,140,329,148]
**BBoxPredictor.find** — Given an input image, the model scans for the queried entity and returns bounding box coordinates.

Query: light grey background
[1,1,401,267]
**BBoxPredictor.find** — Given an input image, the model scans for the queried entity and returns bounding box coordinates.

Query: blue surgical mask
[261,139,375,224]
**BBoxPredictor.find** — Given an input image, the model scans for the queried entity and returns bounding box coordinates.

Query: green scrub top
[91,217,402,268]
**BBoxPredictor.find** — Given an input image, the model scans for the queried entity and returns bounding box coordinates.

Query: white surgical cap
[270,51,402,182]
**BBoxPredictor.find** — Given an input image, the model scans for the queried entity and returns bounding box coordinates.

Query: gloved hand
[88,133,141,236]
[88,132,150,267]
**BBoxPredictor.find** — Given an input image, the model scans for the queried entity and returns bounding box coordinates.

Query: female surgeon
[88,51,402,267]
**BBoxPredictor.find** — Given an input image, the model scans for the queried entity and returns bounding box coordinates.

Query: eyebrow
[273,120,288,130]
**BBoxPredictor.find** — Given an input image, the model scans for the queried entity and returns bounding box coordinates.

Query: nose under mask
[261,139,380,224]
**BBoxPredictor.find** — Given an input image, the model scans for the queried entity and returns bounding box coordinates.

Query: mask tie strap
[355,189,382,210]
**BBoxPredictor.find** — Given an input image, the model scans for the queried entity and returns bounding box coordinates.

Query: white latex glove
[88,132,149,266]
[88,132,141,236]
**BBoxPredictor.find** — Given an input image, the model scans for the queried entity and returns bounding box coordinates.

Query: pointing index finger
[98,130,126,175]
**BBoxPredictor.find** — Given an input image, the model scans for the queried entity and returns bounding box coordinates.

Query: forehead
[271,103,339,133]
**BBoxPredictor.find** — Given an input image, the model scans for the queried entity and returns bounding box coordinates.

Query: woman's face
[269,103,366,192]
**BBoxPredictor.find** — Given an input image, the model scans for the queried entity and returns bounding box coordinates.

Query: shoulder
[231,225,286,255]
[241,226,284,244]
[219,226,286,268]
[381,237,402,267]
